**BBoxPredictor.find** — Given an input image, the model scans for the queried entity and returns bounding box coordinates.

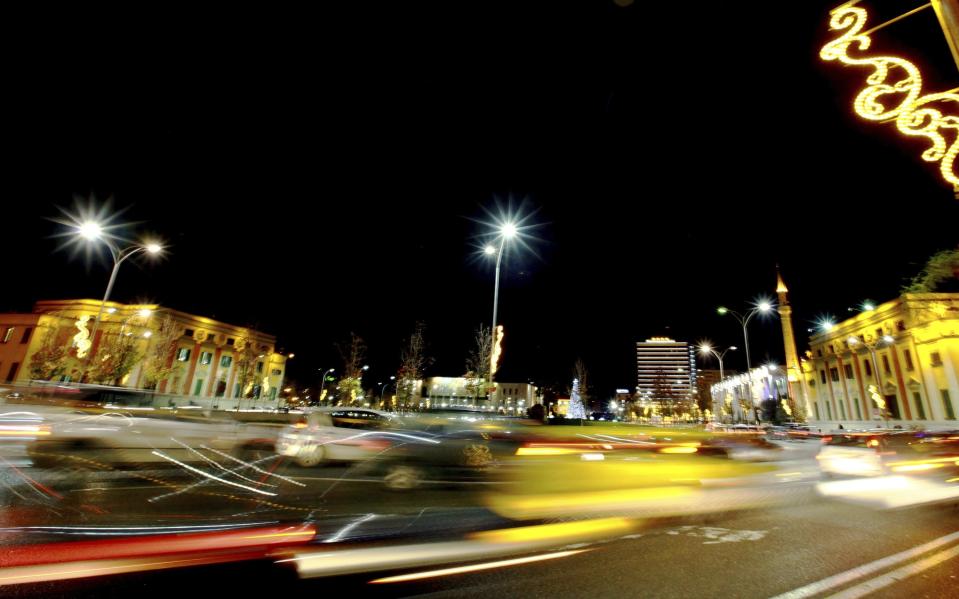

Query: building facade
[711,365,790,423]
[636,337,696,405]
[804,293,959,428]
[0,299,286,408]
[418,376,541,415]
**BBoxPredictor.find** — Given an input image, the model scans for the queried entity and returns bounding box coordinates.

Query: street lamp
[318,368,334,405]
[484,222,517,398]
[717,299,774,423]
[698,343,737,422]
[379,376,396,409]
[75,222,163,381]
[847,334,895,423]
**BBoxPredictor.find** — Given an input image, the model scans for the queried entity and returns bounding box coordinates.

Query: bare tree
[397,322,431,410]
[464,323,492,405]
[28,317,68,382]
[336,332,367,406]
[141,315,181,390]
[574,358,591,412]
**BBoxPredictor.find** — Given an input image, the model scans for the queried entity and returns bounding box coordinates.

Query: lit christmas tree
[567,377,587,419]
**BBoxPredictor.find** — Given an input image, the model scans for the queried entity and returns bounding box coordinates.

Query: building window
[930,352,943,366]
[896,320,906,332]
[184,329,194,338]
[814,402,820,420]
[220,356,233,368]
[881,355,891,374]
[227,338,235,346]
[844,364,854,379]
[828,345,834,354]
[256,362,264,374]
[816,349,822,358]
[943,390,956,420]
[820,370,827,384]
[886,394,901,420]
[854,398,862,420]
[20,327,32,344]
[2,327,13,343]
[830,367,840,382]
[177,348,191,362]
[903,349,914,371]
[6,362,19,381]
[838,400,846,420]
[194,379,204,396]
[875,328,883,339]
[913,392,925,420]
[200,351,213,365]
[271,368,282,376]
[863,360,872,376]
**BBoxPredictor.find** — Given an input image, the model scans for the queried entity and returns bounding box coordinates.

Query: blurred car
[362,409,526,490]
[817,430,959,481]
[703,435,785,461]
[27,410,278,469]
[275,407,394,467]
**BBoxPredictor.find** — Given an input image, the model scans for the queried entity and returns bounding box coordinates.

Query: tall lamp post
[484,222,517,400]
[717,300,774,422]
[379,375,396,408]
[76,221,163,381]
[318,368,334,406]
[697,343,737,422]
[847,334,895,423]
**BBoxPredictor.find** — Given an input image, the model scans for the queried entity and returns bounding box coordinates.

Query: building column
[207,348,223,397]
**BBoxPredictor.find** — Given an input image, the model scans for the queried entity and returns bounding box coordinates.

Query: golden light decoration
[821,5,959,189]
[491,325,505,377]
[73,315,92,358]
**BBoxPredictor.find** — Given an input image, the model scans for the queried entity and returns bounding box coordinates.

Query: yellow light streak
[469,518,633,544]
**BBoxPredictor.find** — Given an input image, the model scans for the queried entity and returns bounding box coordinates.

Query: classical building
[804,293,959,427]
[0,299,286,407]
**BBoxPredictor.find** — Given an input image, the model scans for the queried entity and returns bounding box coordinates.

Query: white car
[276,407,394,467]
[27,410,279,469]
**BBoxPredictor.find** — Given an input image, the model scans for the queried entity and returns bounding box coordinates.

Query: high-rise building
[636,337,696,403]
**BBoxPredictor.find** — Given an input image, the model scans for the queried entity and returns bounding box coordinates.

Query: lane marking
[828,543,959,599]
[368,549,588,584]
[769,530,959,599]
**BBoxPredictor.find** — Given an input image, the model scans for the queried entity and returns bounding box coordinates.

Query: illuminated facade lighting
[821,5,959,190]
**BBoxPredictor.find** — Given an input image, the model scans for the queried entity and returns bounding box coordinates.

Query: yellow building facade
[0,299,286,408]
[805,293,959,427]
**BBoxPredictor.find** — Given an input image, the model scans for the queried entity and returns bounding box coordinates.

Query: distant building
[804,293,959,427]
[711,365,790,423]
[695,369,723,411]
[418,376,540,415]
[636,337,696,404]
[0,299,286,407]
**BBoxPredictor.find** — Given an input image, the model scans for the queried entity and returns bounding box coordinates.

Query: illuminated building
[711,365,790,423]
[805,293,959,426]
[635,337,696,405]
[421,376,540,414]
[0,299,286,408]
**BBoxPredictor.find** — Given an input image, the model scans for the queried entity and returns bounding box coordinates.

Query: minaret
[776,270,808,420]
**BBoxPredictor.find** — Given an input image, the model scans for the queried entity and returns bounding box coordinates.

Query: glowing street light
[318,368,335,406]
[74,221,164,381]
[716,298,775,423]
[484,221,520,397]
[698,343,737,422]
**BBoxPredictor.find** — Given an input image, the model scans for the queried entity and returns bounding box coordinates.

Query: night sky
[5,1,959,398]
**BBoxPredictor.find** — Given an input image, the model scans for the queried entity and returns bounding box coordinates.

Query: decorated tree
[567,376,587,420]
[397,322,431,409]
[336,332,367,406]
[464,323,492,405]
[232,334,262,400]
[141,315,181,389]
[88,329,141,386]
[28,319,68,381]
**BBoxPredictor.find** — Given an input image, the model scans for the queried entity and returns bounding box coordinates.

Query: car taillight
[293,422,307,429]
[867,439,879,448]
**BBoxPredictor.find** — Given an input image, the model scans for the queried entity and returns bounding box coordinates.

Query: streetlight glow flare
[78,221,103,240]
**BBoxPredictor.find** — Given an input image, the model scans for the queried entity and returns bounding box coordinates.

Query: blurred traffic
[2,382,957,590]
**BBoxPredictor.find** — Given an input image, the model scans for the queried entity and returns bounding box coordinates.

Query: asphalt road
[3,440,959,598]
